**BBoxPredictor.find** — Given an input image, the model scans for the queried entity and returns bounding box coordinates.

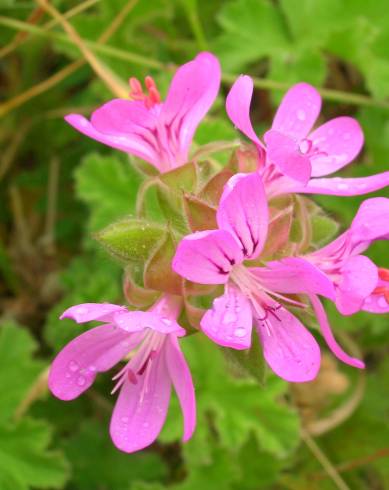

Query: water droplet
[223,311,237,324]
[378,297,387,308]
[161,317,171,326]
[143,422,149,428]
[121,416,129,423]
[234,327,246,338]
[65,373,71,379]
[297,110,306,121]
[337,183,349,190]
[76,306,88,315]
[89,365,96,372]
[77,376,86,386]
[68,361,79,372]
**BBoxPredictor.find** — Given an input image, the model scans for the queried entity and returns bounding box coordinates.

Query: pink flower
[172,172,363,383]
[226,76,389,197]
[48,295,196,453]
[65,52,221,172]
[305,197,389,316]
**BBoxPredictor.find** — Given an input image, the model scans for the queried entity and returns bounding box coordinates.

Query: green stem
[1,15,389,110]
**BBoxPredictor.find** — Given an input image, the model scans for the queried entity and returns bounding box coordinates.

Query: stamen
[128,76,161,109]
[378,268,389,282]
[137,349,157,375]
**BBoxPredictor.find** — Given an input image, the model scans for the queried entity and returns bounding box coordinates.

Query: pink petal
[217,172,268,259]
[336,255,378,315]
[363,278,389,313]
[309,294,365,369]
[65,114,159,166]
[164,335,196,442]
[256,306,321,383]
[161,52,221,156]
[294,172,389,196]
[172,229,243,284]
[225,75,265,149]
[60,303,127,323]
[264,130,311,184]
[113,310,186,336]
[271,82,321,140]
[201,284,252,350]
[49,325,141,401]
[350,198,389,246]
[310,117,364,177]
[90,99,155,134]
[252,257,335,300]
[110,349,171,453]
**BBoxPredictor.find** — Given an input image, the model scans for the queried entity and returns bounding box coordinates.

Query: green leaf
[0,322,45,423]
[214,0,288,71]
[44,250,121,351]
[62,421,167,490]
[75,153,143,231]
[160,335,300,457]
[0,418,69,490]
[96,219,166,263]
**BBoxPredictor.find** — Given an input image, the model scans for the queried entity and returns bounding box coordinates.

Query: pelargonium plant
[49,52,389,453]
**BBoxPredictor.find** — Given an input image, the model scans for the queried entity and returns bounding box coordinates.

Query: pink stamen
[128,76,161,109]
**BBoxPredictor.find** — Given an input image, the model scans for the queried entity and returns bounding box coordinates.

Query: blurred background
[1,1,389,489]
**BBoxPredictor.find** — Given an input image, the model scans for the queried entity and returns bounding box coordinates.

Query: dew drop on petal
[297,110,306,121]
[378,297,387,308]
[65,373,71,379]
[143,422,149,428]
[68,361,79,372]
[121,416,129,424]
[234,327,246,338]
[76,306,88,315]
[77,376,86,386]
[337,183,349,190]
[161,317,171,326]
[223,311,237,324]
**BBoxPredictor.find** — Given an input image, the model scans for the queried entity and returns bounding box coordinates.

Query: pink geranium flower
[305,197,389,315]
[48,295,196,453]
[226,77,389,196]
[172,172,364,383]
[65,52,220,172]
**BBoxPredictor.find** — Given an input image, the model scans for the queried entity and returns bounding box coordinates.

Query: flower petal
[173,229,243,284]
[271,82,321,140]
[310,117,364,177]
[350,197,389,247]
[336,255,378,315]
[110,349,171,453]
[201,284,252,350]
[161,52,221,157]
[48,325,141,401]
[164,335,196,442]
[309,294,365,369]
[113,310,186,336]
[60,303,127,323]
[255,306,321,382]
[252,257,336,300]
[217,172,268,259]
[65,114,159,165]
[226,75,265,149]
[294,172,389,196]
[363,280,389,314]
[264,130,311,184]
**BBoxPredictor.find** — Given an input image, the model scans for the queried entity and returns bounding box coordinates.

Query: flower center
[298,138,328,159]
[373,268,389,304]
[129,76,161,109]
[111,330,163,395]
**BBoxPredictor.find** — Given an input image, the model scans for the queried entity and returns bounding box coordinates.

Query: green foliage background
[1,1,389,489]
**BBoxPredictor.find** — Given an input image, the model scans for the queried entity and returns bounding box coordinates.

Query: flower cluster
[50,52,389,453]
